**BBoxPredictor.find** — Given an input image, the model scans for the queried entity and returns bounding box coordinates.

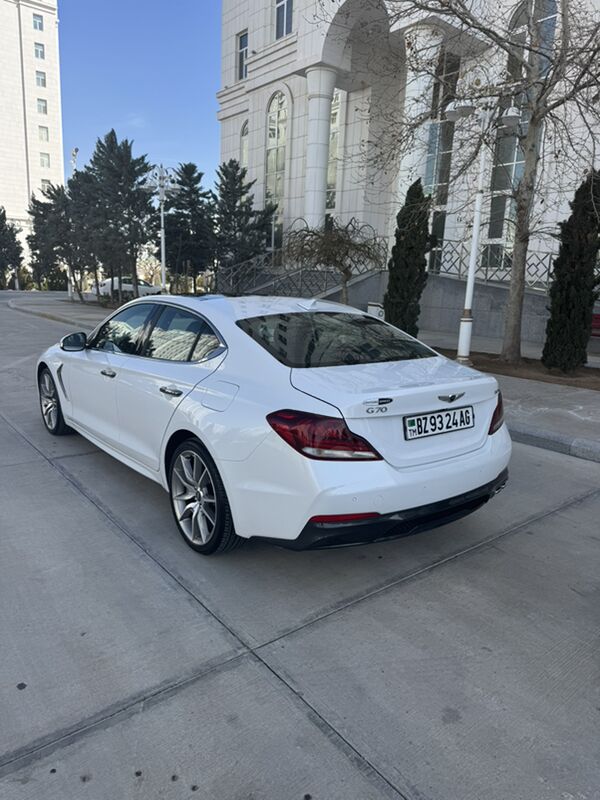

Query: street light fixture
[447,99,521,363]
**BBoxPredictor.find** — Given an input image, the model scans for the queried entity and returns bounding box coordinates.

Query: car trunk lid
[290,356,498,468]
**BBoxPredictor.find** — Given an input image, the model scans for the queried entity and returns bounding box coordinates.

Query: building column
[304,66,337,228]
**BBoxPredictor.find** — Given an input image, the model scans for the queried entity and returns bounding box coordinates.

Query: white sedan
[93,277,162,297]
[37,296,511,555]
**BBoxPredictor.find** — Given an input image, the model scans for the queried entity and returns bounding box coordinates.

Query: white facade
[218,0,590,284]
[0,0,64,251]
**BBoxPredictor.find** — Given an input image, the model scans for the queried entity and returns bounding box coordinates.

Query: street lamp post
[149,165,176,293]
[457,108,490,363]
[444,100,520,363]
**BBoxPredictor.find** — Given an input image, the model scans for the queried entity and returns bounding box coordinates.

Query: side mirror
[60,332,87,352]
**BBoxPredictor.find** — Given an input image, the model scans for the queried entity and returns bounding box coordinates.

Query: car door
[65,303,156,448]
[115,304,226,471]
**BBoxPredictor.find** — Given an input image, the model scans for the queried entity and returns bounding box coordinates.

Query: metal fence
[216,250,377,298]
[427,240,558,291]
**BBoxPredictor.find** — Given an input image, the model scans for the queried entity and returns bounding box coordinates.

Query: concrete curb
[508,422,600,464]
[8,299,97,330]
[8,299,600,465]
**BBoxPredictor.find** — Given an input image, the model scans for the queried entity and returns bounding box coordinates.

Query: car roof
[130,294,360,322]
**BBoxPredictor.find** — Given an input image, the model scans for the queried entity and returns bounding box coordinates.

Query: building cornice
[6,0,59,13]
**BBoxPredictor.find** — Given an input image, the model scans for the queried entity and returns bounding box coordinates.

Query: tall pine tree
[213,160,275,270]
[542,170,600,372]
[383,179,432,336]
[88,130,155,301]
[164,162,214,291]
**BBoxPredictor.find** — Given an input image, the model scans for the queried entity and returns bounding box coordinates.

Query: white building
[218,0,588,287]
[0,0,64,252]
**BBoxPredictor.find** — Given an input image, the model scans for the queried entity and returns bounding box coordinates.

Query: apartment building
[0,0,64,253]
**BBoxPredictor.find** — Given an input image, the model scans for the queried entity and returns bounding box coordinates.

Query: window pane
[93,305,154,355]
[144,306,209,361]
[276,4,285,38]
[37,98,47,114]
[237,312,435,368]
[286,0,293,34]
[39,126,49,141]
[491,164,513,192]
[190,328,222,361]
[36,71,46,87]
[488,195,508,238]
[33,13,43,30]
[40,152,50,167]
[34,42,45,59]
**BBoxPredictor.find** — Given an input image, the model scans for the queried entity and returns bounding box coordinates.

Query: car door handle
[100,369,116,378]
[160,386,183,397]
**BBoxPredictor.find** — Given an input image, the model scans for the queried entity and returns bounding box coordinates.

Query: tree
[68,168,104,297]
[383,179,432,336]
[88,130,156,302]
[164,163,215,292]
[542,170,600,372]
[285,217,386,305]
[318,0,600,362]
[0,207,23,289]
[28,184,87,301]
[213,160,275,270]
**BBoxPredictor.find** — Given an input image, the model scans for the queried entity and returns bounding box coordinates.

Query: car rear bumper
[257,468,509,550]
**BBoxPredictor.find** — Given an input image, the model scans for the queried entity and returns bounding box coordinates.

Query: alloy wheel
[40,371,59,431]
[171,450,218,545]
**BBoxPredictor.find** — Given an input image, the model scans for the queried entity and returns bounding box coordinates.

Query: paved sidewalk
[6,293,600,463]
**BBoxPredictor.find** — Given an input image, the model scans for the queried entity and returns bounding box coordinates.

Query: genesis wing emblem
[438,392,465,404]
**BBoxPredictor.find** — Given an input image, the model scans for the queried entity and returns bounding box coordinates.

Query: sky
[59,0,222,187]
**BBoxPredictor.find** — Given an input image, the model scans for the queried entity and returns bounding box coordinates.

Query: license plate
[404,406,474,440]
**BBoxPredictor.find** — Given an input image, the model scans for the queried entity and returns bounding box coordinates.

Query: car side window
[92,304,155,355]
[142,306,220,362]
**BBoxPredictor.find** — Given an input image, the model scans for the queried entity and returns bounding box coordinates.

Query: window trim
[88,300,227,363]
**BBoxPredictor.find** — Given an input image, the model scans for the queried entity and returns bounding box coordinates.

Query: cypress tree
[542,170,600,372]
[383,179,432,336]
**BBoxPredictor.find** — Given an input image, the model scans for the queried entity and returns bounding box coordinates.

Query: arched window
[266,92,288,249]
[485,0,557,266]
[326,90,341,212]
[240,121,249,170]
[424,48,461,271]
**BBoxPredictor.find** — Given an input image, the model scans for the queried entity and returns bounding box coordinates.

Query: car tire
[38,367,71,436]
[168,439,243,555]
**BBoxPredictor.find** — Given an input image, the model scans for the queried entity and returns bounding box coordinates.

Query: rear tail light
[488,392,505,435]
[267,409,382,461]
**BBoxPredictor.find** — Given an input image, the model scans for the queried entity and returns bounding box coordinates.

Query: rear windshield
[236,312,435,368]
